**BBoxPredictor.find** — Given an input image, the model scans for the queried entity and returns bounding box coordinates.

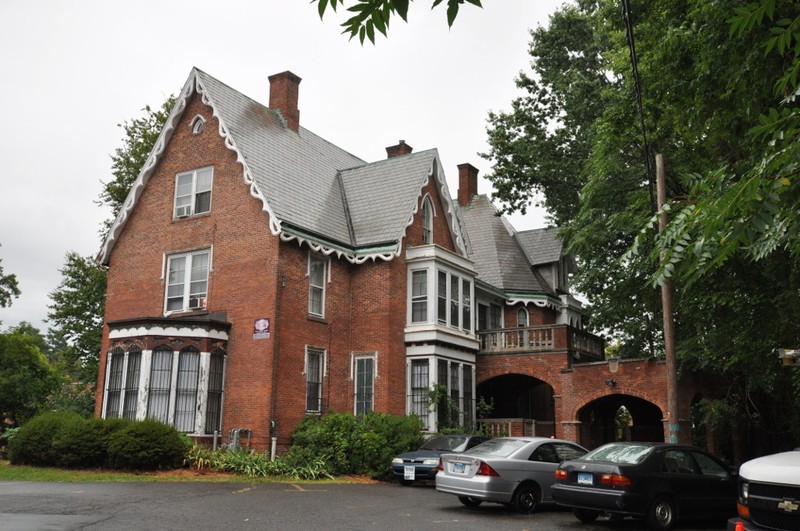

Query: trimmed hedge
[9,412,188,470]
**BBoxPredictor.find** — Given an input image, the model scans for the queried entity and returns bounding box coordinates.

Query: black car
[391,434,489,485]
[551,442,737,530]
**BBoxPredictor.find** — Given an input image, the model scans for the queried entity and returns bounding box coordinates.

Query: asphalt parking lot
[0,480,728,531]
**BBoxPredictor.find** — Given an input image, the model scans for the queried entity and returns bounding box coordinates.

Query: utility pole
[656,153,680,444]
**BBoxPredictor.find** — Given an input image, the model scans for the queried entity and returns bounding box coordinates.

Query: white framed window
[353,354,376,415]
[305,347,326,413]
[421,196,434,244]
[205,350,225,434]
[121,347,142,420]
[147,346,173,423]
[190,115,206,135]
[308,254,328,317]
[410,359,430,429]
[411,270,428,322]
[104,347,125,419]
[165,249,210,313]
[174,348,200,432]
[174,166,213,218]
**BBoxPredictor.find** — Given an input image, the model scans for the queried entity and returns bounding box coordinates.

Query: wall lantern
[608,356,620,373]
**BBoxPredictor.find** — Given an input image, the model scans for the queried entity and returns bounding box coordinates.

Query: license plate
[577,472,593,485]
[453,462,465,473]
[404,466,415,480]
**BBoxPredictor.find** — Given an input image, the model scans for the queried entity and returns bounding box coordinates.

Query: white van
[727,450,800,530]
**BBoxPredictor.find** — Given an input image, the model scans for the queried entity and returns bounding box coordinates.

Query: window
[437,271,447,324]
[461,279,471,332]
[190,115,205,135]
[166,250,210,313]
[463,367,473,428]
[411,270,428,322]
[174,348,200,432]
[410,360,429,429]
[147,346,173,423]
[121,348,141,420]
[305,348,325,413]
[205,350,225,434]
[490,304,502,329]
[174,167,212,218]
[421,196,433,244]
[308,254,327,317]
[354,356,375,415]
[517,307,528,327]
[105,347,125,418]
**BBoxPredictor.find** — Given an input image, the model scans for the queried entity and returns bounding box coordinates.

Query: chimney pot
[268,71,302,131]
[386,140,413,158]
[457,163,479,207]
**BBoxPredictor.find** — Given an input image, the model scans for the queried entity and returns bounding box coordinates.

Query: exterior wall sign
[254,318,271,340]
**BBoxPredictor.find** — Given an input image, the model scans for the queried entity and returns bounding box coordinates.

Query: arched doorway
[477,374,555,436]
[577,395,663,450]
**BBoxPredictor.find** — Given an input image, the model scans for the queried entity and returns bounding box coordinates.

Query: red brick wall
[97,92,280,447]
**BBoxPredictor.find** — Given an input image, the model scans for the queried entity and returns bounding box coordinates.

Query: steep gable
[98,68,468,265]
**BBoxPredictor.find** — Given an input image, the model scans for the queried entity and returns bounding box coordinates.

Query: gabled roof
[515,227,564,266]
[98,68,467,264]
[458,195,560,305]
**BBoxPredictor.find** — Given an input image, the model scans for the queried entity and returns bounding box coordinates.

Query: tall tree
[97,96,175,236]
[0,329,58,426]
[482,0,800,453]
[47,252,107,387]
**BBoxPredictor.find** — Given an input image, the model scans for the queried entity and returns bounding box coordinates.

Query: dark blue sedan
[392,434,490,485]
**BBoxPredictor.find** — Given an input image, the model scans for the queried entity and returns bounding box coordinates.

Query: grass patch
[0,460,378,484]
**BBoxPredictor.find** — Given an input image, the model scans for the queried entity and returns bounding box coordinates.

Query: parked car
[391,434,489,485]
[552,441,737,530]
[726,449,800,531]
[435,436,588,513]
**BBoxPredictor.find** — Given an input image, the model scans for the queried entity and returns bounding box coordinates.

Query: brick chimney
[458,163,479,206]
[386,140,413,158]
[268,71,302,131]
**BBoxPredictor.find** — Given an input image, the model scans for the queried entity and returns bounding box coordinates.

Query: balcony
[477,324,604,361]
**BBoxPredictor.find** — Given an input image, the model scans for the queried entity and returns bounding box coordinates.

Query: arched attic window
[517,307,529,327]
[190,115,205,134]
[421,195,434,244]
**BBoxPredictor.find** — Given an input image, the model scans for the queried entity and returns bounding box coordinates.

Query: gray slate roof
[459,195,554,295]
[515,227,564,266]
[99,68,462,263]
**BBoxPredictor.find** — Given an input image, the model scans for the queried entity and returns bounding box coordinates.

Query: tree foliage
[0,244,20,311]
[482,0,800,452]
[0,330,59,426]
[47,252,107,387]
[97,96,175,236]
[312,0,482,43]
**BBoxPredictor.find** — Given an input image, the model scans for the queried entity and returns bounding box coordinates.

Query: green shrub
[8,411,80,466]
[285,412,424,479]
[106,419,189,470]
[51,414,106,468]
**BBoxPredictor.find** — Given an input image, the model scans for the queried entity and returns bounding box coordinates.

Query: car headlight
[392,458,403,465]
[741,481,749,502]
[423,459,439,465]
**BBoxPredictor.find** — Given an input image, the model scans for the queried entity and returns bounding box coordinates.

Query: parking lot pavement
[0,480,727,531]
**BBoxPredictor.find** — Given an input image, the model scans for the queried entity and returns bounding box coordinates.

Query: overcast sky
[0,0,565,332]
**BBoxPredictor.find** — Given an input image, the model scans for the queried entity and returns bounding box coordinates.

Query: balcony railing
[477,324,604,361]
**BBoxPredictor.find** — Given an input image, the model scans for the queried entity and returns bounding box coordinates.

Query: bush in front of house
[8,413,188,470]
[106,418,190,470]
[285,412,424,479]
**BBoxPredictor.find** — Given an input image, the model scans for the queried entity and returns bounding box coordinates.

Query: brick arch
[476,353,568,398]
[567,389,665,423]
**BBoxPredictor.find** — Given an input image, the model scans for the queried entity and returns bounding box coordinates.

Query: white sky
[0,0,564,332]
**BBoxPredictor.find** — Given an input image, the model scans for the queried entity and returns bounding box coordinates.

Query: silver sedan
[435,437,587,513]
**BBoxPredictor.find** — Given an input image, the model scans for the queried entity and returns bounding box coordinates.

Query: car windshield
[467,438,528,458]
[421,435,468,452]
[582,443,654,465]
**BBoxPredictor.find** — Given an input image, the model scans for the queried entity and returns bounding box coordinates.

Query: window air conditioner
[176,205,192,218]
[188,298,204,310]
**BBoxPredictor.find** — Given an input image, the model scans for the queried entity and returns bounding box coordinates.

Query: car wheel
[573,508,601,523]
[646,495,675,531]
[458,496,483,507]
[512,483,540,514]
[399,479,413,486]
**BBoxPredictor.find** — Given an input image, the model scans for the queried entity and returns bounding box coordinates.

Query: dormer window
[421,196,434,244]
[174,167,213,218]
[190,115,205,134]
